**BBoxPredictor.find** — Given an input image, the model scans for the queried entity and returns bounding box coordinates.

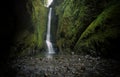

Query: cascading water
[46,7,55,54]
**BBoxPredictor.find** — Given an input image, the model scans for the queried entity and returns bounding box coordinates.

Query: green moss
[56,0,107,52]
[11,0,48,56]
[31,0,47,48]
[56,0,120,59]
[74,1,120,56]
[80,4,119,40]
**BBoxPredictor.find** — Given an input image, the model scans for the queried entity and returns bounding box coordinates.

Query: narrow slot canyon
[0,0,120,77]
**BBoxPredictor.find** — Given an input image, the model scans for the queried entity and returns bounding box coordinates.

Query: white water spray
[44,0,53,7]
[46,8,55,54]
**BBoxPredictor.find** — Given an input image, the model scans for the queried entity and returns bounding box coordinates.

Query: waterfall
[46,8,55,54]
[44,0,53,7]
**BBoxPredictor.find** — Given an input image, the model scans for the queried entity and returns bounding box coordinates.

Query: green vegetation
[75,2,120,56]
[10,0,120,59]
[31,0,47,48]
[55,0,120,59]
[56,0,108,52]
[11,0,47,56]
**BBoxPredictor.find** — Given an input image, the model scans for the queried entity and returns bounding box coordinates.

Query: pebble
[12,55,120,77]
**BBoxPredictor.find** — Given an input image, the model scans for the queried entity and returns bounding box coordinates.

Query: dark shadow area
[0,0,31,76]
[0,0,16,76]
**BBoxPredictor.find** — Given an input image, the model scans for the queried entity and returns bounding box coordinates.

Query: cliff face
[56,0,120,59]
[1,0,120,58]
[0,0,48,75]
[10,0,47,56]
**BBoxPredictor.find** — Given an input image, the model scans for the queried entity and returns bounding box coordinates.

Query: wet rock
[44,73,49,77]
[11,55,120,77]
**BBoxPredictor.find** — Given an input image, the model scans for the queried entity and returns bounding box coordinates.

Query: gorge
[1,0,120,77]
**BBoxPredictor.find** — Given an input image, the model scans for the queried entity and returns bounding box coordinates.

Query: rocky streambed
[12,55,120,77]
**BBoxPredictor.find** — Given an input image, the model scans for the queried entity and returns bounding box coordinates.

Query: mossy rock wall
[56,0,120,59]
[11,0,47,56]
